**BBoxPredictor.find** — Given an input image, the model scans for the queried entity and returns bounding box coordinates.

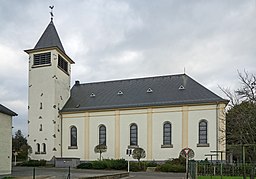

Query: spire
[34,20,65,53]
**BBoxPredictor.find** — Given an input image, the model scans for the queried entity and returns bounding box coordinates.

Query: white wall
[28,49,71,160]
[152,107,182,160]
[188,105,217,160]
[62,104,223,161]
[0,113,12,175]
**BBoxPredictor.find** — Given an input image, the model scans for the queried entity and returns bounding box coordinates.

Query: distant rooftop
[62,74,228,112]
[0,104,17,116]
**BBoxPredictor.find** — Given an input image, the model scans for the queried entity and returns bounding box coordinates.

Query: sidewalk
[1,166,128,179]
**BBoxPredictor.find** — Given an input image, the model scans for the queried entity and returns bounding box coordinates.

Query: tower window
[36,143,40,154]
[42,143,46,154]
[34,52,51,66]
[58,55,68,73]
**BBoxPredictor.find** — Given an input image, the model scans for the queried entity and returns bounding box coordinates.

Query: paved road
[1,166,185,179]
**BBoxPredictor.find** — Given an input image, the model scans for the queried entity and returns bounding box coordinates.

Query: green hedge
[77,162,93,169]
[17,160,46,167]
[157,163,185,172]
[77,158,185,172]
[77,159,127,170]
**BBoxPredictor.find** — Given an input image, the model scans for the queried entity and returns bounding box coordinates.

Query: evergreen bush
[77,162,93,169]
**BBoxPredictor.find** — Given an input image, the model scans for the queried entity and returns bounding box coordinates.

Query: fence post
[33,167,35,179]
[67,166,70,179]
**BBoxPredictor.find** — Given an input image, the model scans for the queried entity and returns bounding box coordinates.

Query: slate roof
[0,104,17,116]
[34,20,65,53]
[61,74,227,112]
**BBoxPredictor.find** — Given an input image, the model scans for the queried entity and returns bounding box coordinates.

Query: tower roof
[34,20,65,53]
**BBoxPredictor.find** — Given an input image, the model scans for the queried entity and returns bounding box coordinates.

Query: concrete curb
[79,172,129,179]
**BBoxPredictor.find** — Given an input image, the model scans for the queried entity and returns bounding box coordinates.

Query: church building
[25,18,228,162]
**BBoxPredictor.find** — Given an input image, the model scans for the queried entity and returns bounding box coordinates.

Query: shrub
[17,160,46,167]
[107,159,127,170]
[77,162,93,169]
[129,162,141,172]
[92,160,107,169]
[158,163,185,172]
[146,161,158,167]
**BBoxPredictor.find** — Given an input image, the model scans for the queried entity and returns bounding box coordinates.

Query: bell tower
[25,16,74,160]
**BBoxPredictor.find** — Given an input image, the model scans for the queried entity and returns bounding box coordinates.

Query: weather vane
[49,5,54,21]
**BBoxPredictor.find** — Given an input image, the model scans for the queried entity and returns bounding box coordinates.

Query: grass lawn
[198,176,254,179]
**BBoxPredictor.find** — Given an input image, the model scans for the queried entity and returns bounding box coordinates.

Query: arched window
[70,126,77,147]
[163,122,172,145]
[99,125,106,145]
[130,123,138,146]
[199,120,208,144]
[42,143,46,153]
[36,143,40,153]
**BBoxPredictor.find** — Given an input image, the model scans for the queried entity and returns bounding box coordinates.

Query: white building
[25,19,227,161]
[0,104,17,175]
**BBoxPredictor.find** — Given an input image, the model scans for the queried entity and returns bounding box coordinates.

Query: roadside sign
[180,147,195,159]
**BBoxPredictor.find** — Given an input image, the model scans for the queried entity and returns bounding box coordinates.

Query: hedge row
[17,160,46,167]
[77,158,185,172]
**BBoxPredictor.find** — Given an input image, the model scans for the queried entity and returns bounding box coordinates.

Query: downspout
[216,102,219,161]
[60,113,63,157]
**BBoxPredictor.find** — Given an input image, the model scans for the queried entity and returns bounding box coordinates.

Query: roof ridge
[75,73,187,86]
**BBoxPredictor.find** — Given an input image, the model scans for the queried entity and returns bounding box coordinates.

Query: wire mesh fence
[189,161,256,179]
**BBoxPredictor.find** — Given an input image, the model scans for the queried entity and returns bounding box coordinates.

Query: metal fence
[189,161,256,179]
[30,167,71,179]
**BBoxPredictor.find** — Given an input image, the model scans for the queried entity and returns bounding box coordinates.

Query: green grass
[198,176,253,179]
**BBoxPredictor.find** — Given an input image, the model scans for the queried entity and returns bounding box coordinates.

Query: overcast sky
[0,0,255,136]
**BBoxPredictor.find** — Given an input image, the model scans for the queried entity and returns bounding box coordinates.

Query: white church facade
[25,19,228,162]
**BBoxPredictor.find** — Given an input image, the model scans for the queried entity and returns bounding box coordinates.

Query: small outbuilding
[0,104,17,175]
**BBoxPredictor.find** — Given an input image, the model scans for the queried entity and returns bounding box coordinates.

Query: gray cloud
[0,0,255,136]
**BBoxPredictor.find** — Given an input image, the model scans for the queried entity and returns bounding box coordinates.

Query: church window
[58,55,68,73]
[42,143,46,154]
[70,126,77,147]
[39,124,43,131]
[34,52,51,66]
[130,123,138,146]
[99,125,106,145]
[40,102,42,109]
[36,143,40,154]
[163,122,172,145]
[198,120,209,147]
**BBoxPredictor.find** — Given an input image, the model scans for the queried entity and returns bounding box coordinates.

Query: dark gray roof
[61,74,227,112]
[0,104,17,116]
[34,20,65,53]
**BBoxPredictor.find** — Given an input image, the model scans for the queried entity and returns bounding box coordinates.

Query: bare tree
[236,70,256,102]
[220,71,256,179]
